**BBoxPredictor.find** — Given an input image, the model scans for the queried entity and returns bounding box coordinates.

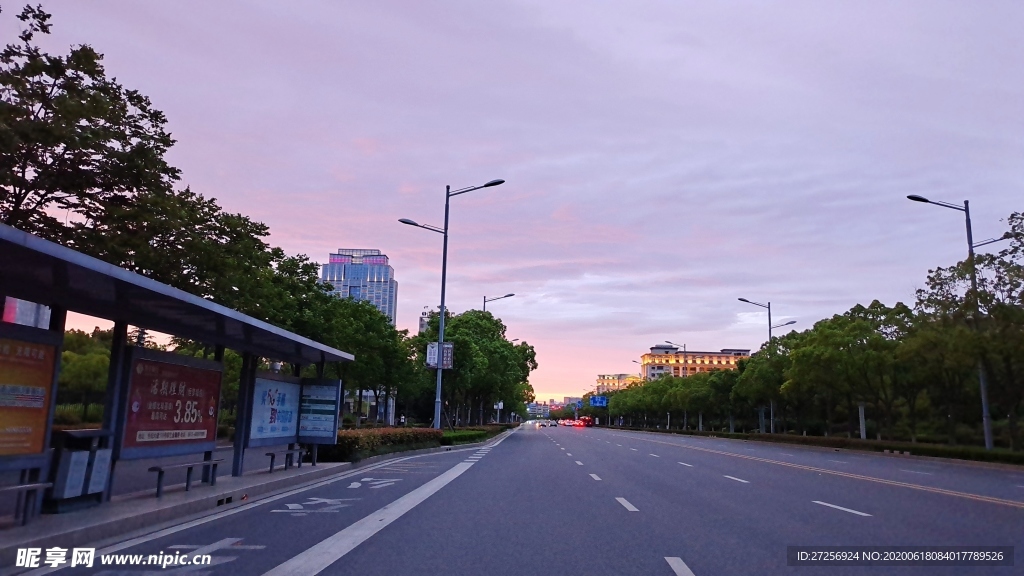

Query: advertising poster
[299,379,341,444]
[0,338,56,456]
[250,378,300,442]
[122,357,221,454]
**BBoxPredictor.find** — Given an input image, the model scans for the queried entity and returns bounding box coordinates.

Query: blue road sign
[589,396,608,407]
[576,400,583,409]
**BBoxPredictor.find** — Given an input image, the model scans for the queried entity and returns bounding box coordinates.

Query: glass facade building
[321,249,398,324]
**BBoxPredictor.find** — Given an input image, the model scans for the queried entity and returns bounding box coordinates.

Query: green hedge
[315,428,444,462]
[608,426,1024,466]
[441,430,489,445]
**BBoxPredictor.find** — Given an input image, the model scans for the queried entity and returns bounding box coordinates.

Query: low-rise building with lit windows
[640,345,750,379]
[595,373,642,394]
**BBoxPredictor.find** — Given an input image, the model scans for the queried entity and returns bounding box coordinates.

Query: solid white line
[590,474,601,481]
[649,454,660,457]
[616,497,639,512]
[900,469,933,475]
[678,462,693,467]
[724,475,749,484]
[576,461,583,465]
[665,557,696,576]
[262,462,475,576]
[813,500,872,516]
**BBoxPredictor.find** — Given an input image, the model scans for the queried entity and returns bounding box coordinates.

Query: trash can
[45,429,113,512]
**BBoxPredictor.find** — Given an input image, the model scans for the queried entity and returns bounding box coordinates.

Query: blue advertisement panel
[247,376,300,447]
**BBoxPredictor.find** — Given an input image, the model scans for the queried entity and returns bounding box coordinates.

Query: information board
[0,338,56,456]
[249,377,300,443]
[119,354,222,459]
[426,342,453,369]
[298,378,341,444]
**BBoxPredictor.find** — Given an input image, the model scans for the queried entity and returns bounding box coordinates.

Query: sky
[6,1,1022,402]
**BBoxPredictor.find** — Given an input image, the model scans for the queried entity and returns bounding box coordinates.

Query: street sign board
[589,395,608,407]
[425,342,454,369]
[576,400,583,409]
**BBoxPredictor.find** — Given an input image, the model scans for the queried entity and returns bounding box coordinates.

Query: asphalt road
[9,425,1024,575]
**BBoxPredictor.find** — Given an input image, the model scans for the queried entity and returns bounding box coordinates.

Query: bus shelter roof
[0,224,353,365]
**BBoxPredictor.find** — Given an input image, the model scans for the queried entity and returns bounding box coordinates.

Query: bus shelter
[0,224,353,523]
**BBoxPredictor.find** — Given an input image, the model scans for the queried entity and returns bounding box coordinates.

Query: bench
[266,448,306,473]
[148,459,224,498]
[0,482,53,526]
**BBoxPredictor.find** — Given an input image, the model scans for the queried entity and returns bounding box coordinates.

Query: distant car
[550,421,558,426]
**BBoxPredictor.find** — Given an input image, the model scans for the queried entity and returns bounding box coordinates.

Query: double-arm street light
[400,178,505,429]
[483,293,515,312]
[907,194,1010,450]
[737,299,795,434]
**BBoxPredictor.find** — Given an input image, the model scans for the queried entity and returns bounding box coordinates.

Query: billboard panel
[120,355,221,458]
[249,378,300,442]
[425,342,453,369]
[0,338,56,456]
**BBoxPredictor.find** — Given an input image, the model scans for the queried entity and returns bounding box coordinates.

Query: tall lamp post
[484,293,515,311]
[400,178,505,429]
[737,299,796,434]
[907,194,1009,450]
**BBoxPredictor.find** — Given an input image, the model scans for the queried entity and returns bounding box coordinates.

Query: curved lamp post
[906,194,1009,450]
[484,293,515,312]
[400,178,505,429]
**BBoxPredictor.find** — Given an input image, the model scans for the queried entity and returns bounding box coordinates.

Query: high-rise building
[321,249,398,324]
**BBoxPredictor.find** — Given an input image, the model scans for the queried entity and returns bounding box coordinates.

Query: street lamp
[631,359,642,379]
[483,293,515,311]
[665,341,692,377]
[906,194,1009,450]
[400,178,505,429]
[772,320,797,331]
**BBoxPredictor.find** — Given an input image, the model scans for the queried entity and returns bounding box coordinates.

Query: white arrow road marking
[261,462,475,576]
[665,557,696,576]
[813,500,872,516]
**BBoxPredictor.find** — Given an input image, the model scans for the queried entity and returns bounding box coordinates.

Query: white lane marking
[649,454,660,458]
[900,469,933,475]
[781,453,795,457]
[560,447,565,450]
[813,500,872,517]
[665,557,696,576]
[616,444,622,446]
[829,460,847,464]
[616,497,639,512]
[590,474,601,481]
[576,461,584,465]
[630,448,638,451]
[724,475,749,484]
[262,462,475,576]
[678,462,693,467]
[567,453,572,456]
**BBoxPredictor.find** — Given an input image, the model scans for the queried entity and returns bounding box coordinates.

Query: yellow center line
[611,433,1024,509]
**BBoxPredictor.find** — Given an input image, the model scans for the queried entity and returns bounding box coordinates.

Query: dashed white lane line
[678,462,693,467]
[616,444,622,446]
[630,448,638,451]
[900,469,933,475]
[576,461,584,466]
[780,453,795,457]
[567,453,572,456]
[724,475,749,484]
[560,447,565,450]
[829,460,847,464]
[616,497,639,512]
[649,454,660,458]
[813,500,872,517]
[665,557,697,576]
[590,474,601,481]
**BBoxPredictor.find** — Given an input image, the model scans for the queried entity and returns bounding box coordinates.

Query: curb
[609,428,1024,472]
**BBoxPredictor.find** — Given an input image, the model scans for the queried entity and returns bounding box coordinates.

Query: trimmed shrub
[441,430,489,445]
[316,428,443,462]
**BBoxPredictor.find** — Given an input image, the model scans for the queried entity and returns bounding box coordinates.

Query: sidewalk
[0,460,351,563]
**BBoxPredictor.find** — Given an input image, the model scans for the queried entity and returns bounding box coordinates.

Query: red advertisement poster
[0,338,55,456]
[122,358,221,450]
